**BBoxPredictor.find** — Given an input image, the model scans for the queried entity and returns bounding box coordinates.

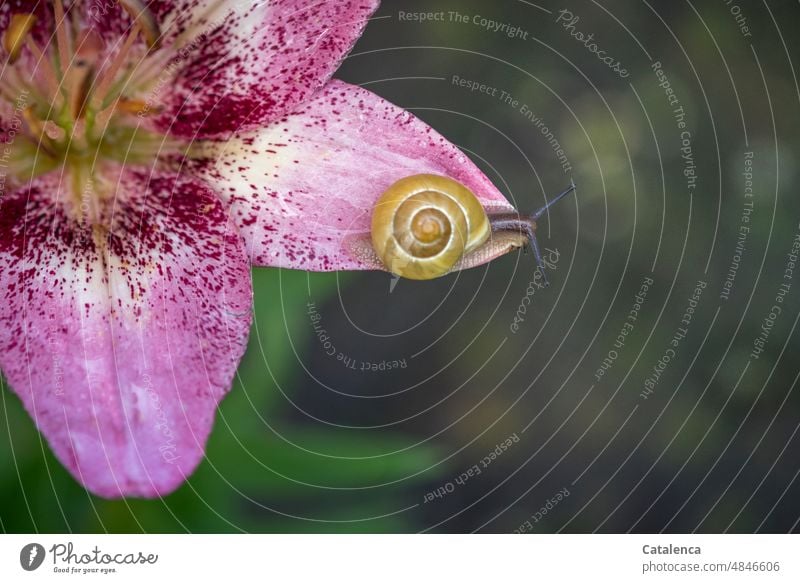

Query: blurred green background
[3,0,800,533]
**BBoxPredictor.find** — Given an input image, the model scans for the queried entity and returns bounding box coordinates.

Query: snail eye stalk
[488,181,577,286]
[534,180,577,220]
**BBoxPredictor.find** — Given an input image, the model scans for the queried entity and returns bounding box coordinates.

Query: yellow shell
[371,174,490,280]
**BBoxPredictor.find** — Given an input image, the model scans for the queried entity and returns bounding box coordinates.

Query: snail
[371,174,575,281]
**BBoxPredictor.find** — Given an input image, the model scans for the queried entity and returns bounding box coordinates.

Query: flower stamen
[21,107,59,157]
[24,35,62,103]
[91,23,141,110]
[0,78,22,103]
[53,0,72,74]
[68,59,94,120]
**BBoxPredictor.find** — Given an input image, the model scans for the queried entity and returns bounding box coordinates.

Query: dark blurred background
[3,0,800,533]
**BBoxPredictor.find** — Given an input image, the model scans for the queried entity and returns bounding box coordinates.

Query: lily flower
[0,0,532,498]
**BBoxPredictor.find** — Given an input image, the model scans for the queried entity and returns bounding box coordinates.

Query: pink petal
[0,168,252,498]
[191,79,522,272]
[152,0,380,139]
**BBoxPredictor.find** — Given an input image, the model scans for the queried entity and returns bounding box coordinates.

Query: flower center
[1,0,175,220]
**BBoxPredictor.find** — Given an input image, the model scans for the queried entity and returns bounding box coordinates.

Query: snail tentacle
[487,181,577,285]
[534,179,577,220]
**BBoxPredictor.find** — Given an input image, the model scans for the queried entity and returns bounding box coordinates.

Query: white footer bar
[1,534,797,582]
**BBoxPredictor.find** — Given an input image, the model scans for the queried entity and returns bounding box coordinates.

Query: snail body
[371,174,490,280]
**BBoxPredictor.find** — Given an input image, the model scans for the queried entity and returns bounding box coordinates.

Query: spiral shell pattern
[371,175,491,280]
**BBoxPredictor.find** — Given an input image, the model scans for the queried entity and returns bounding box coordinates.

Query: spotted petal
[191,80,522,272]
[149,0,380,138]
[0,169,252,498]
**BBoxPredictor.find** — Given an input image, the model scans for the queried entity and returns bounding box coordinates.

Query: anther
[3,13,37,64]
[115,97,156,115]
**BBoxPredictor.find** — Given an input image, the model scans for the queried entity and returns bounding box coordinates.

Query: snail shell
[371,174,490,280]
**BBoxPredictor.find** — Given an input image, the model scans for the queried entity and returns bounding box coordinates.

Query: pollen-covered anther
[115,97,155,115]
[3,13,37,64]
[119,0,163,49]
